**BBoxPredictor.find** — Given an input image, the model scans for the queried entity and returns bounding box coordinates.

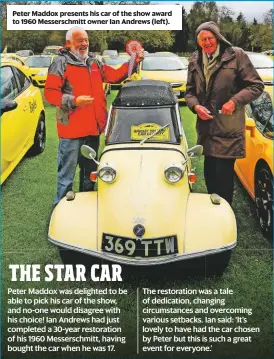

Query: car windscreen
[248,91,273,139]
[142,57,185,71]
[1,66,18,100]
[16,50,33,57]
[104,57,129,66]
[25,57,52,67]
[180,57,189,69]
[44,48,59,54]
[103,50,118,56]
[247,53,273,69]
[106,107,180,144]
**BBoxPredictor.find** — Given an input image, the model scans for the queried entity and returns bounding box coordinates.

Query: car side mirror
[28,76,39,87]
[182,145,203,166]
[246,117,256,137]
[187,145,203,159]
[81,145,100,165]
[1,99,18,114]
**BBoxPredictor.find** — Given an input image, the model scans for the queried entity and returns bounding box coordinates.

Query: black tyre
[28,114,46,156]
[59,248,88,265]
[255,164,273,239]
[205,250,232,277]
[59,247,100,268]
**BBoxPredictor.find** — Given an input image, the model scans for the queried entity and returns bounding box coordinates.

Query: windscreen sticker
[131,123,170,141]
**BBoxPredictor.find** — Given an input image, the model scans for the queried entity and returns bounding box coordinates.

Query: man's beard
[72,47,89,61]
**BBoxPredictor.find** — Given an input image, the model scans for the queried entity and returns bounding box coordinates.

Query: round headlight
[98,164,116,183]
[164,164,184,183]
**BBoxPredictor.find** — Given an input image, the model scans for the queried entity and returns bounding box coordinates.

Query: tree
[106,30,174,52]
[218,5,234,22]
[187,1,219,39]
[2,28,52,53]
[249,23,272,51]
[263,9,272,26]
[172,6,189,53]
[87,30,108,52]
[218,5,235,44]
[236,12,245,23]
[235,12,250,49]
[48,30,66,46]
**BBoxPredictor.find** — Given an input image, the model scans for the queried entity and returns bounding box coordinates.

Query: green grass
[2,90,272,359]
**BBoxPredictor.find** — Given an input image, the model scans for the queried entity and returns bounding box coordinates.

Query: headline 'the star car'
[49,80,237,276]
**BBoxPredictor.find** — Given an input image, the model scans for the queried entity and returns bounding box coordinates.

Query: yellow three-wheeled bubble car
[49,80,237,276]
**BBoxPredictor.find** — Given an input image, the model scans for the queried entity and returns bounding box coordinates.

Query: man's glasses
[76,39,89,44]
[198,37,215,43]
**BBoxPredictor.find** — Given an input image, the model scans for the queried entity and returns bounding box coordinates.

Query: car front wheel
[205,250,232,277]
[59,248,98,270]
[255,164,273,239]
[28,113,46,156]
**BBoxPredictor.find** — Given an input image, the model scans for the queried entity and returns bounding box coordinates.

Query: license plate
[173,91,180,97]
[102,233,178,258]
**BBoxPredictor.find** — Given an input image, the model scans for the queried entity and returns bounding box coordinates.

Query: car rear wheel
[28,113,46,156]
[205,250,232,277]
[255,164,273,239]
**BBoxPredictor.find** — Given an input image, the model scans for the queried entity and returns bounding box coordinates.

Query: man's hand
[194,105,213,120]
[221,100,235,115]
[136,48,145,61]
[74,96,94,107]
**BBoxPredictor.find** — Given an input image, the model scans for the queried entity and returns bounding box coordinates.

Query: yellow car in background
[262,50,274,60]
[102,54,130,88]
[42,45,63,55]
[1,60,46,183]
[1,53,27,68]
[180,56,189,68]
[137,53,187,103]
[25,55,54,87]
[246,51,273,84]
[235,87,273,239]
[16,50,34,60]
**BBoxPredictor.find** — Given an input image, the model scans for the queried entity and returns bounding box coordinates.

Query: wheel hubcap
[38,121,45,149]
[255,168,273,234]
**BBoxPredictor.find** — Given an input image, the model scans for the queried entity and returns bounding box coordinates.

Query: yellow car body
[25,55,55,87]
[235,87,273,238]
[1,53,27,68]
[102,82,111,95]
[136,53,187,102]
[1,60,46,183]
[261,50,274,60]
[49,80,236,275]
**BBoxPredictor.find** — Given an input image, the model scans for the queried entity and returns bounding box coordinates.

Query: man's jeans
[54,136,100,206]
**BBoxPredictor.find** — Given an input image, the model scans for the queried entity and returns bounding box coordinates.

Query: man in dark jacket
[185,21,264,204]
[45,26,144,206]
